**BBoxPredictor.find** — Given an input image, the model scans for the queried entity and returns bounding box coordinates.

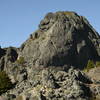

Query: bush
[0,71,13,94]
[17,57,25,65]
[84,60,95,72]
[96,61,100,67]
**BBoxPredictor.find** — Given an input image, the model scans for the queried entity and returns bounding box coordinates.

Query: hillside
[0,11,100,100]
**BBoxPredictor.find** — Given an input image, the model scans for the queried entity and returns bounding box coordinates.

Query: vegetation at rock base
[0,71,13,95]
[84,60,95,72]
[84,60,100,72]
[17,56,25,65]
[96,61,100,67]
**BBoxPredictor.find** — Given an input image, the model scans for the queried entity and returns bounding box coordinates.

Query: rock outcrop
[0,11,100,100]
[21,11,100,69]
[0,47,18,71]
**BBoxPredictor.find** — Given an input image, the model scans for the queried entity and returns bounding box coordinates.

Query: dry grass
[63,12,74,16]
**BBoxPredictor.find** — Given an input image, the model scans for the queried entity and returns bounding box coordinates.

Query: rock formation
[21,11,100,69]
[0,11,100,100]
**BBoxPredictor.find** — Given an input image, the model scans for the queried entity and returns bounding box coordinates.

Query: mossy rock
[63,11,74,16]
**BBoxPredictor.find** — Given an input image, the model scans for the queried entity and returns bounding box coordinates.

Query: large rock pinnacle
[21,11,100,69]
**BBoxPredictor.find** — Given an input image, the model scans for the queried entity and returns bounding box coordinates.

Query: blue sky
[0,0,100,47]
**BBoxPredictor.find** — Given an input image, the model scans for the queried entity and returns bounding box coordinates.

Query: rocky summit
[21,11,100,69]
[0,11,100,100]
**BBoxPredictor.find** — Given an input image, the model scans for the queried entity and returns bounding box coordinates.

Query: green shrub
[17,57,25,65]
[96,61,100,67]
[84,60,95,72]
[0,71,13,94]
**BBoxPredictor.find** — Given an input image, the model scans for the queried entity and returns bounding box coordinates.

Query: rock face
[0,11,100,100]
[0,47,18,71]
[85,67,100,100]
[21,11,100,69]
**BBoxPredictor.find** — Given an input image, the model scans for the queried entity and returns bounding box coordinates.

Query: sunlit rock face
[21,11,100,69]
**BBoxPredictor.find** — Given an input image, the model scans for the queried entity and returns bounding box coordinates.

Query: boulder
[42,69,57,88]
